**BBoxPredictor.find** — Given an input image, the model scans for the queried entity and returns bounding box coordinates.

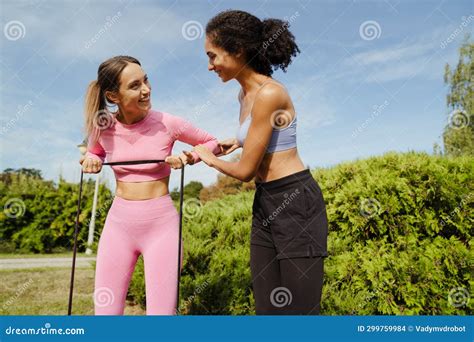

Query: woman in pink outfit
[80,55,220,315]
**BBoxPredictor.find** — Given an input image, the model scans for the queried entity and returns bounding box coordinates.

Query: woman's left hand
[166,151,196,169]
[193,145,217,167]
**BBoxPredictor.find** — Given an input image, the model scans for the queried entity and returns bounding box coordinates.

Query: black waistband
[255,169,313,191]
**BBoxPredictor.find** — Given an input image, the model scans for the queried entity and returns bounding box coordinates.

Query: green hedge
[0,174,112,253]
[1,152,472,314]
[128,152,472,315]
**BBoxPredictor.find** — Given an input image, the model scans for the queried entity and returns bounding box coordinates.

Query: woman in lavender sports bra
[194,10,329,315]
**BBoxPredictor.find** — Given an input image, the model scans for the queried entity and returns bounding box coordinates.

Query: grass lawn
[0,267,144,315]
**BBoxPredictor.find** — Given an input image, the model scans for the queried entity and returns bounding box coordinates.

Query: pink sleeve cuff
[190,140,220,164]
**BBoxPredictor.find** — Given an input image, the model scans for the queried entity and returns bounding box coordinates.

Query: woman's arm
[194,84,286,182]
[169,114,221,164]
[81,138,105,173]
[85,138,106,163]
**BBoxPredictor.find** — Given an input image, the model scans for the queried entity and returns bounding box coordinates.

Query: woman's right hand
[218,138,241,156]
[79,156,102,173]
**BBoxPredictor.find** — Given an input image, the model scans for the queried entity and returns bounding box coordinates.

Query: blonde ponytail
[83,80,102,144]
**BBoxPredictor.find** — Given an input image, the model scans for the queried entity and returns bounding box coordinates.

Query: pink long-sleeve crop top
[85,110,220,182]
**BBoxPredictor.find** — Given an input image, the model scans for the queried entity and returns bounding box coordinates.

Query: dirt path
[0,257,96,269]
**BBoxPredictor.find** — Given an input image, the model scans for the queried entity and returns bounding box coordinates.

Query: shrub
[127,152,473,315]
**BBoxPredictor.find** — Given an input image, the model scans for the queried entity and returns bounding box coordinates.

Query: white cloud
[338,25,466,83]
[2,1,204,63]
[347,42,438,66]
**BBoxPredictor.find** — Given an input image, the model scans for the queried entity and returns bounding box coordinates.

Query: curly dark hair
[206,10,300,76]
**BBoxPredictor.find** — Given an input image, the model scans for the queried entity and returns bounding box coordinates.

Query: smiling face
[106,62,152,116]
[205,35,246,82]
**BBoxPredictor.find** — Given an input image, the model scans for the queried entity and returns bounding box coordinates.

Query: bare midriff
[256,148,306,183]
[115,176,170,200]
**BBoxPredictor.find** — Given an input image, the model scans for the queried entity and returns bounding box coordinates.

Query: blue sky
[0,0,472,190]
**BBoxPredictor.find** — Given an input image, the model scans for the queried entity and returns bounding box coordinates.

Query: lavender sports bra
[235,81,297,153]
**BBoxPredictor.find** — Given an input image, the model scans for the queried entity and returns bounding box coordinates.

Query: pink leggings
[94,194,182,315]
